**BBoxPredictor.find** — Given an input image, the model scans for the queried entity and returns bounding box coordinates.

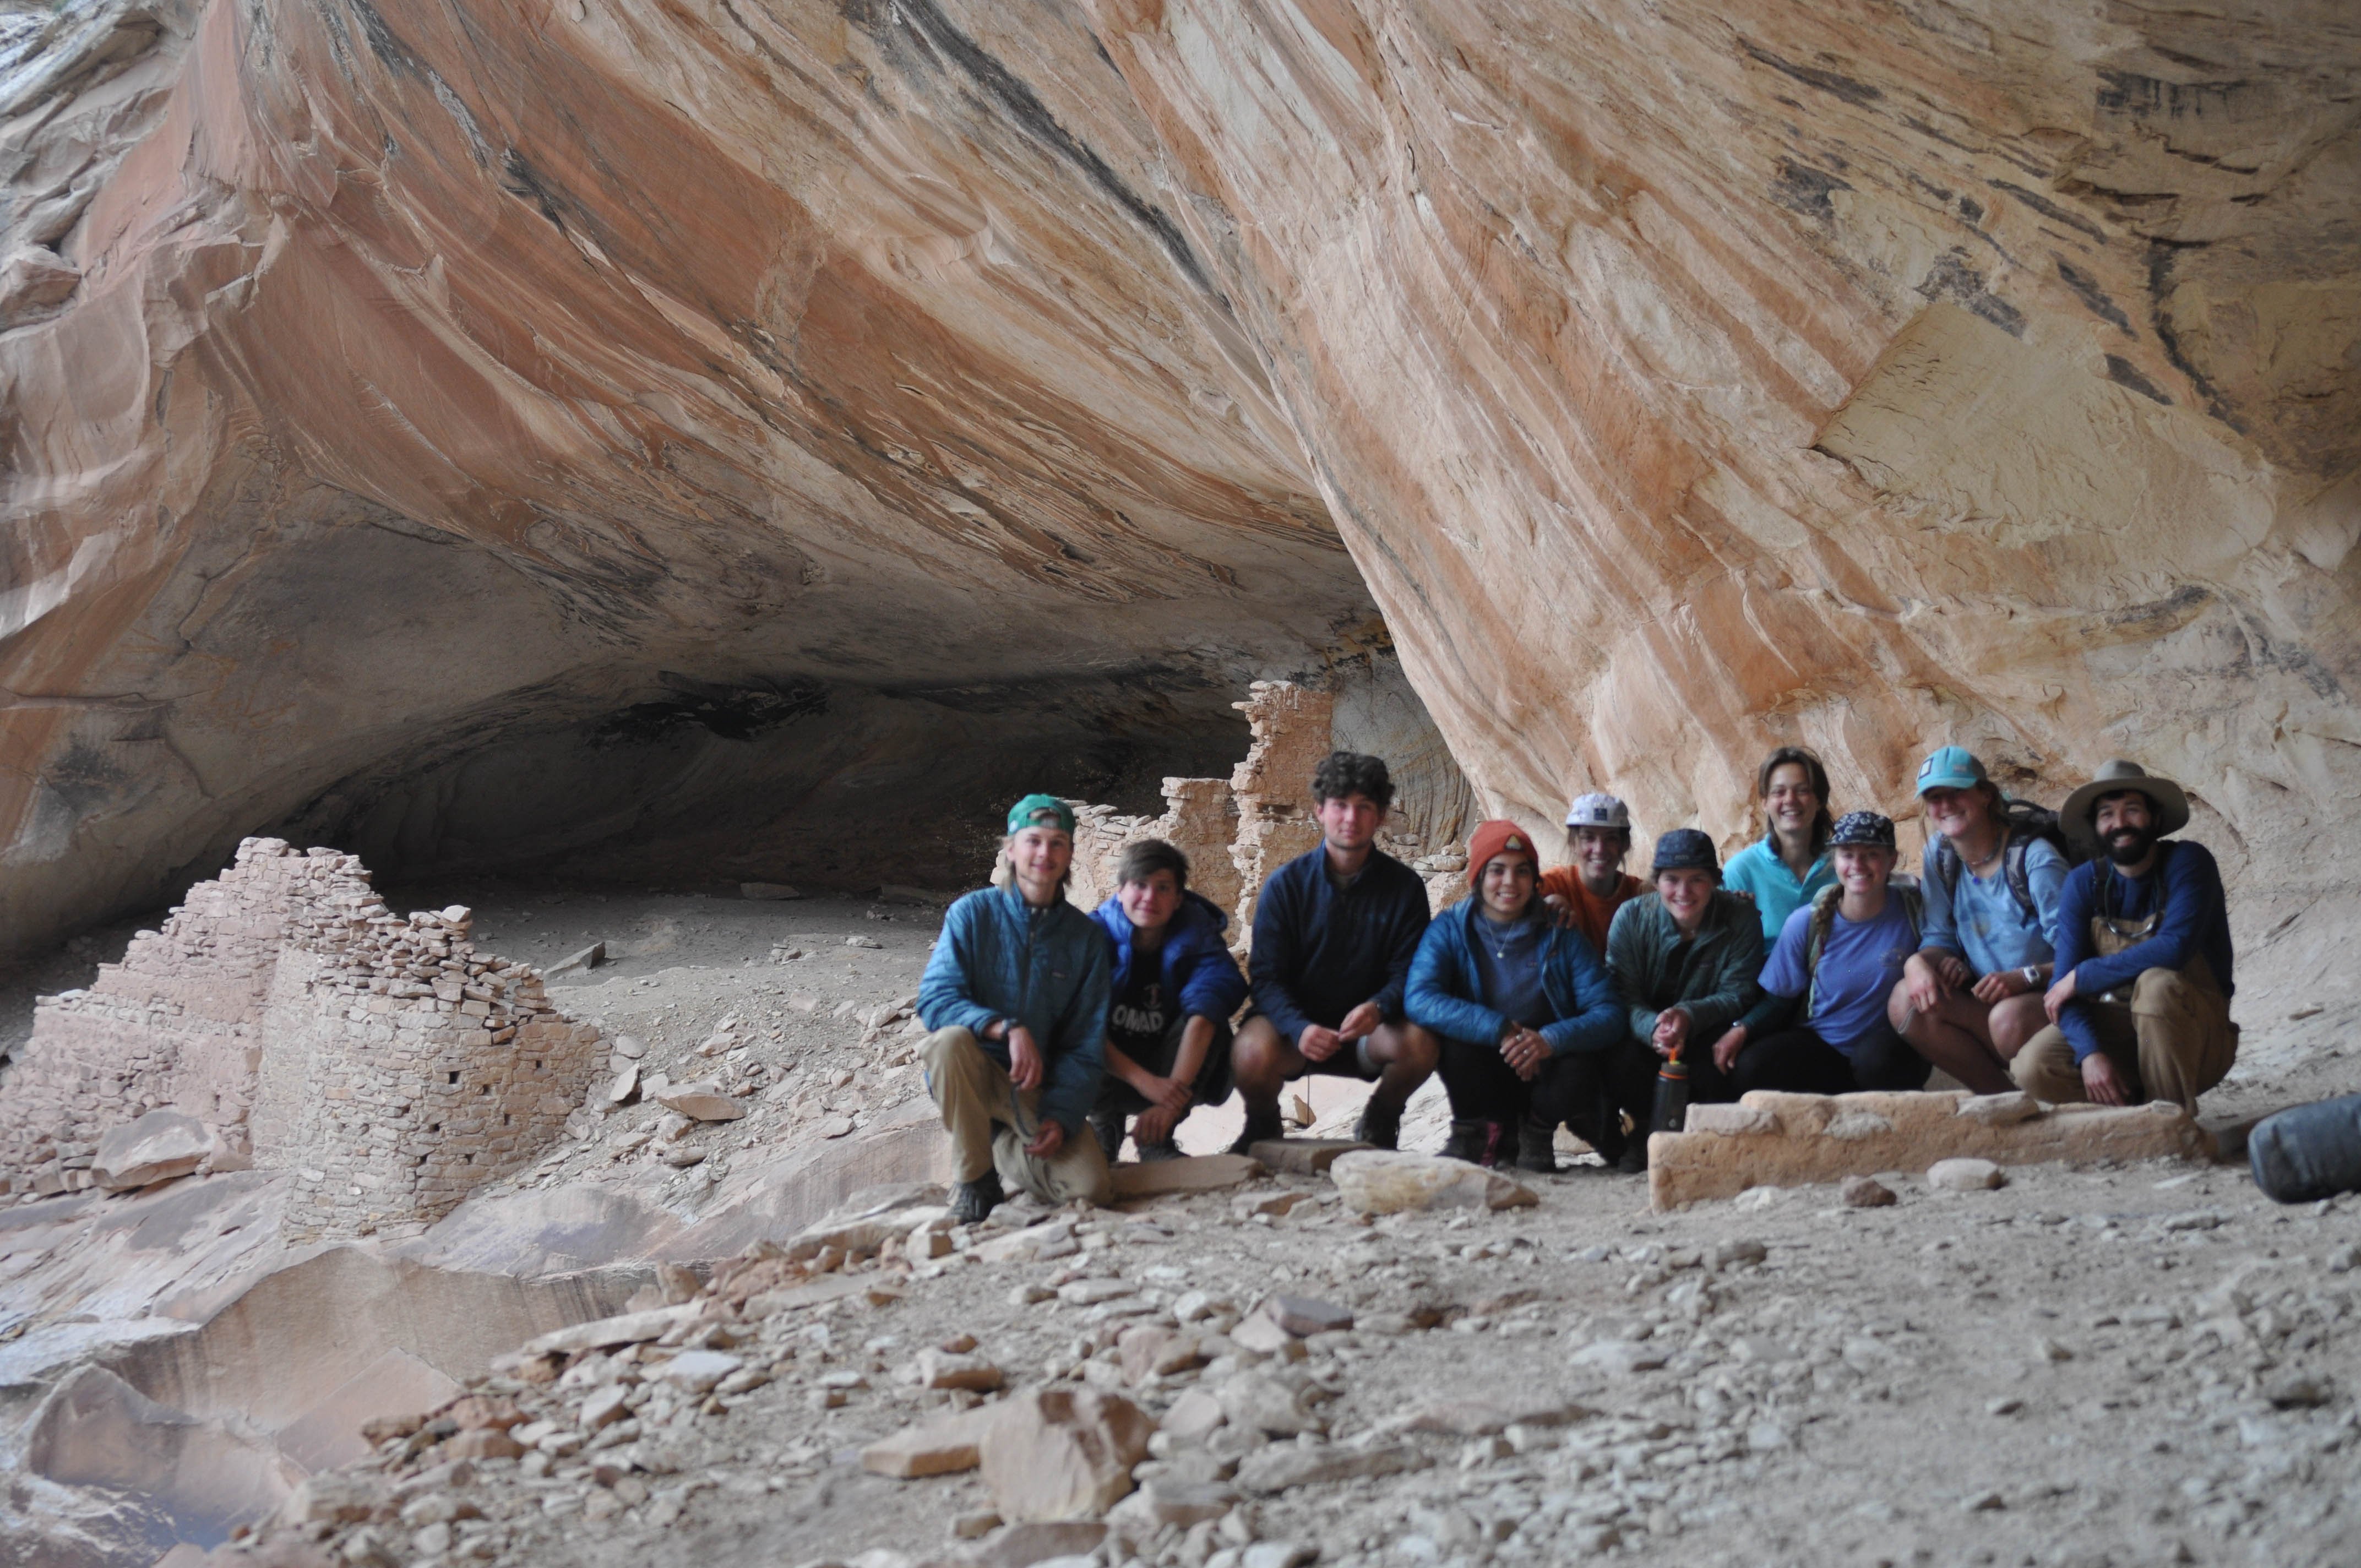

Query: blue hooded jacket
[918,887,1112,1136]
[1091,890,1249,1030]
[1407,899,1624,1056]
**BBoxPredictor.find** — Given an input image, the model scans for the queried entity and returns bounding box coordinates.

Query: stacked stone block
[0,839,601,1238]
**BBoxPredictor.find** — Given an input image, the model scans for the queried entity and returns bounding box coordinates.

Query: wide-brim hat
[2061,760,2190,851]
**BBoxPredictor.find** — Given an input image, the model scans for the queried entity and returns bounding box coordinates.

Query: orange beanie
[1465,819,1538,889]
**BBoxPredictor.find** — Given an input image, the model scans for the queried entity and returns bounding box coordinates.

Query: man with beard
[2012,761,2238,1112]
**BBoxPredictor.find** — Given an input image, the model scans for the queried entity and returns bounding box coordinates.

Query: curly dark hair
[1312,751,1395,809]
[1116,837,1190,891]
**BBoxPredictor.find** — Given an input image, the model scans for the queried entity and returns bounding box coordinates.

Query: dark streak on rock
[2104,354,2172,405]
[1916,249,2025,338]
[501,149,567,231]
[869,0,1220,302]
[2055,259,2133,335]
[1739,40,1883,107]
[2146,241,2240,430]
[2096,70,2261,123]
[1988,181,2107,241]
[1771,159,1852,222]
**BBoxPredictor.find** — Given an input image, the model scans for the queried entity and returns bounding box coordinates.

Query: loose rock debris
[200,1146,2361,1568]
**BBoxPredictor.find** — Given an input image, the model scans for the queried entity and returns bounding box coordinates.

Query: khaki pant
[920,1027,1111,1206]
[2010,966,2238,1113]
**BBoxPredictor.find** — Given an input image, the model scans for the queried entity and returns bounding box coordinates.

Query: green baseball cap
[1914,745,1989,794]
[1005,793,1075,837]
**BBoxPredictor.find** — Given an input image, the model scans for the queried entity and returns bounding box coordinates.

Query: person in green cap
[916,794,1114,1223]
[1887,745,2070,1094]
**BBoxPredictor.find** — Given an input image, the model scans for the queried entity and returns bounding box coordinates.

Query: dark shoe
[1617,1138,1649,1175]
[949,1171,1004,1224]
[1134,1138,1184,1163]
[1228,1109,1284,1156]
[1516,1116,1560,1174]
[1088,1110,1126,1164]
[1353,1098,1403,1151]
[1441,1119,1504,1164]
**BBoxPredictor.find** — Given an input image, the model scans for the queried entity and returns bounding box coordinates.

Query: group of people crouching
[915,747,2238,1224]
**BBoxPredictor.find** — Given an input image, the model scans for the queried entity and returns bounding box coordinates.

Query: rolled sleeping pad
[2248,1093,2361,1204]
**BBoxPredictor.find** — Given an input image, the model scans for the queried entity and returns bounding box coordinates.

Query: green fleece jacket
[1604,890,1787,1047]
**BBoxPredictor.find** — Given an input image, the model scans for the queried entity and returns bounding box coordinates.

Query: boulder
[1928,1158,2006,1193]
[862,1406,999,1478]
[1328,1151,1539,1214]
[980,1388,1156,1521]
[92,1111,219,1190]
[653,1081,744,1122]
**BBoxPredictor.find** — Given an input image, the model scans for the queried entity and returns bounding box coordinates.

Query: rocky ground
[8,880,2361,1568]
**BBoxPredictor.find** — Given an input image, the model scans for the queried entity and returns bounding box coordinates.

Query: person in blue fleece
[1086,838,1248,1164]
[917,794,1113,1223]
[2013,760,2238,1113]
[1228,752,1438,1154]
[1407,819,1623,1170]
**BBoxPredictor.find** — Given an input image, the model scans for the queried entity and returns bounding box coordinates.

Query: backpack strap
[2002,834,2037,922]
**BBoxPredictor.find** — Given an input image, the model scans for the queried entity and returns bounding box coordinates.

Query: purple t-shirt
[1760,894,1918,1058]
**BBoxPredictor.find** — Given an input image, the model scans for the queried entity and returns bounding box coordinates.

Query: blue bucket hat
[1914,745,1990,795]
[1828,810,1897,851]
[1651,827,1720,876]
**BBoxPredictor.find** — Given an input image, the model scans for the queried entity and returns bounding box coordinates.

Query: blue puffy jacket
[918,888,1112,1136]
[1406,900,1623,1056]
[1091,890,1249,1027]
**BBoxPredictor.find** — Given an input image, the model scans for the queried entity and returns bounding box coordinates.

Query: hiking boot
[1087,1110,1126,1165]
[1228,1109,1284,1156]
[949,1170,1004,1224]
[1516,1115,1560,1175]
[1440,1119,1500,1164]
[1353,1098,1403,1151]
[1616,1138,1649,1175]
[1134,1138,1184,1163]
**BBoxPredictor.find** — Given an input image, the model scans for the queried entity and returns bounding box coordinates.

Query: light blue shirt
[1723,837,1836,945]
[1468,912,1550,1028]
[1921,839,2065,977]
[1760,894,1919,1058]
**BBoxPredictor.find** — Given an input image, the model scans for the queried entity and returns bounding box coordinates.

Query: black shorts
[1096,1016,1236,1113]
[1242,1008,1386,1082]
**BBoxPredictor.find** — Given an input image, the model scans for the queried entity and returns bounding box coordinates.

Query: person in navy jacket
[1229,753,1439,1155]
[1407,820,1623,1170]
[1086,839,1249,1163]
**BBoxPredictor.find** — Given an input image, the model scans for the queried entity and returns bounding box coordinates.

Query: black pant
[1440,1039,1649,1157]
[1732,1027,1933,1096]
[1095,1016,1234,1118]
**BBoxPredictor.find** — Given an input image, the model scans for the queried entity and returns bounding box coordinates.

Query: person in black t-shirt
[1087,840,1250,1162]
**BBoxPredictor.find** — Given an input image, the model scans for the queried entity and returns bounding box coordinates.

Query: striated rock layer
[5,0,2358,988]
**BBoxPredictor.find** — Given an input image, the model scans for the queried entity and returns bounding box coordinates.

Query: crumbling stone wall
[1225,682,1336,932]
[1066,778,1243,917]
[0,839,601,1237]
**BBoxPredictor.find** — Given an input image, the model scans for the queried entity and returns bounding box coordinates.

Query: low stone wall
[1646,1089,2217,1210]
[0,839,602,1238]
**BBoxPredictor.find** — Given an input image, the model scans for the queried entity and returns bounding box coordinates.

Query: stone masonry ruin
[1067,681,1471,931]
[0,838,603,1239]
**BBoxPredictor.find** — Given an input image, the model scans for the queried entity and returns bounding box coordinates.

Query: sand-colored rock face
[1085,0,2361,967]
[5,0,2358,971]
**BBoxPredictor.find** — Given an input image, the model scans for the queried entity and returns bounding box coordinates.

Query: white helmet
[1564,792,1631,831]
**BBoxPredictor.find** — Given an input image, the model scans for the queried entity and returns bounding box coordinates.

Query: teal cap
[1914,745,1989,794]
[1005,793,1075,837]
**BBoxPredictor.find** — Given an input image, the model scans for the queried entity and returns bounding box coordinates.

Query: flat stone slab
[1328,1151,1538,1214]
[862,1405,998,1478]
[93,1110,217,1190]
[745,1274,871,1315]
[520,1302,700,1357]
[1647,1090,2216,1210]
[1247,1138,1370,1175]
[1109,1153,1264,1198]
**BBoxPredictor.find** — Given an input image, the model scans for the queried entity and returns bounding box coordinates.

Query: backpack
[1926,798,2085,923]
[1801,881,1923,1017]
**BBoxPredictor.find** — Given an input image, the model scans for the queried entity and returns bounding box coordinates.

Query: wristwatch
[2021,966,2040,989]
